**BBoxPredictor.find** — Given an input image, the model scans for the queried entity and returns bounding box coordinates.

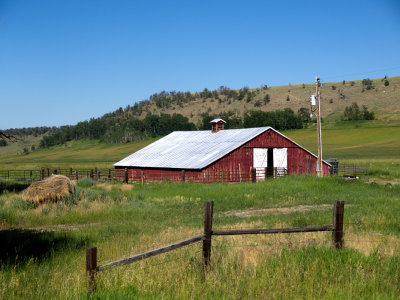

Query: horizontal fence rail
[86,200,345,293]
[212,225,335,236]
[98,234,204,271]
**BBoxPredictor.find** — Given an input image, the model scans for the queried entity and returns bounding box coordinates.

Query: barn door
[273,148,287,176]
[253,148,268,179]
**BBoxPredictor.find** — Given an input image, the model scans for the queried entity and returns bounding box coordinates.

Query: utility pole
[315,76,323,176]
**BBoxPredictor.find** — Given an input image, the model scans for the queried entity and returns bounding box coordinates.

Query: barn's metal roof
[114,127,331,169]
[114,127,270,169]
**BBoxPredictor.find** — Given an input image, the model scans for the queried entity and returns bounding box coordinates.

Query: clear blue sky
[1,0,399,129]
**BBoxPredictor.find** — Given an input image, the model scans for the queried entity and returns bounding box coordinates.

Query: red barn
[114,119,330,183]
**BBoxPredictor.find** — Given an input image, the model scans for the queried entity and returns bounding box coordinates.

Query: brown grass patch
[345,231,400,256]
[222,204,331,218]
[96,183,113,190]
[120,184,133,191]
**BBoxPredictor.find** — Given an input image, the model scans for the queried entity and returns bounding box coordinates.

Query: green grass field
[1,121,399,182]
[1,120,399,298]
[1,176,399,299]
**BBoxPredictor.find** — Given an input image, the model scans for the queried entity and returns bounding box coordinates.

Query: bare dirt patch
[222,204,332,218]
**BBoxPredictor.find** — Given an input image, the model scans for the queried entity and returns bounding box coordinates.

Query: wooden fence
[86,200,345,293]
[0,164,368,184]
[0,167,288,184]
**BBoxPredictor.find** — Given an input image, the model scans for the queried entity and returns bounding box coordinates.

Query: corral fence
[328,161,369,181]
[0,163,368,184]
[85,200,345,293]
[0,167,288,184]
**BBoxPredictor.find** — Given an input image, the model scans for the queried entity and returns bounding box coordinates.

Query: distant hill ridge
[1,76,399,152]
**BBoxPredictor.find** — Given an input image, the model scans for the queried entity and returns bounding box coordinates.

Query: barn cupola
[210,118,226,133]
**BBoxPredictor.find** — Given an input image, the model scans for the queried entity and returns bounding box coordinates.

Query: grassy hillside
[0,138,158,170]
[1,176,399,298]
[0,134,44,156]
[140,76,400,125]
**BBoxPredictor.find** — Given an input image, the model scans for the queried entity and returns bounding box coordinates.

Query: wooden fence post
[108,169,111,180]
[124,168,129,184]
[203,201,214,269]
[90,169,94,179]
[54,169,57,175]
[332,200,344,249]
[251,168,257,183]
[41,168,44,180]
[182,170,186,182]
[69,168,72,178]
[86,246,97,293]
[75,170,79,181]
[94,168,98,180]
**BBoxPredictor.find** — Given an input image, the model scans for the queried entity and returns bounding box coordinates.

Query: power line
[319,66,400,81]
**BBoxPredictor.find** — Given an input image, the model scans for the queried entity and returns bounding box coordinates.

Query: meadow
[1,120,399,183]
[1,118,400,298]
[1,176,399,299]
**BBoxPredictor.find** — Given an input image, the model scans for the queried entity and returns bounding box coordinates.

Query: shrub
[350,81,355,86]
[77,178,95,188]
[362,78,374,90]
[343,103,374,121]
[331,85,336,90]
[10,196,33,211]
[384,79,389,86]
[245,93,252,103]
[85,190,98,202]
[362,105,375,120]
[254,100,262,107]
[264,94,270,104]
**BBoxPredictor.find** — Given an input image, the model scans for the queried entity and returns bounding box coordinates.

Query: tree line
[39,107,308,148]
[39,113,196,148]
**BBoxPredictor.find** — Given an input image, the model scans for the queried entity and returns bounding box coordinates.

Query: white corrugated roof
[114,127,270,169]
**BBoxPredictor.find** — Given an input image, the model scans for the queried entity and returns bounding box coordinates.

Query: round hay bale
[22,175,75,205]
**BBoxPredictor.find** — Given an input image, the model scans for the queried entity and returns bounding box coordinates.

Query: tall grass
[1,176,399,299]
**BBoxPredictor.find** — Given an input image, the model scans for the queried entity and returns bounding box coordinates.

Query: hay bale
[22,175,75,205]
